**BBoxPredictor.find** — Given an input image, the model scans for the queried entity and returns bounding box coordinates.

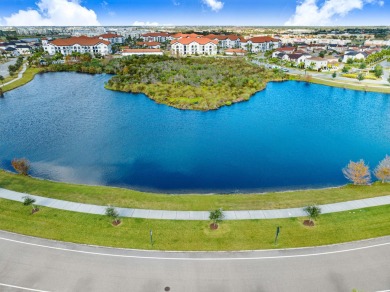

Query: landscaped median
[1,170,390,211]
[1,197,390,250]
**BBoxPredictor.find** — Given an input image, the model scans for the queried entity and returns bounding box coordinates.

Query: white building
[304,57,328,70]
[141,32,173,43]
[204,34,242,49]
[282,53,311,65]
[171,38,218,56]
[99,33,124,44]
[342,51,368,63]
[241,36,281,53]
[42,36,112,56]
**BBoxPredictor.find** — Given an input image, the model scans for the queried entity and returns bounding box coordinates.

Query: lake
[0,72,389,193]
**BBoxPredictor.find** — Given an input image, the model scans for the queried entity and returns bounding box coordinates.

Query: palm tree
[23,196,39,213]
[209,208,224,229]
[303,205,321,224]
[105,206,121,225]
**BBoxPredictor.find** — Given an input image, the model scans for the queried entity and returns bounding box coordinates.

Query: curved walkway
[1,188,390,220]
[0,62,27,88]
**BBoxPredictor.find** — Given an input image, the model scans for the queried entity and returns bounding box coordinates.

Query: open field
[1,171,390,211]
[1,197,390,250]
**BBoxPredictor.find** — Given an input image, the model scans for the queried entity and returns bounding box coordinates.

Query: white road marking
[0,283,51,292]
[1,236,390,261]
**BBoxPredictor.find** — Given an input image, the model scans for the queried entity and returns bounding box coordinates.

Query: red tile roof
[276,47,295,52]
[50,36,110,46]
[205,34,228,40]
[100,33,122,38]
[171,38,218,45]
[142,32,171,37]
[172,33,202,39]
[227,35,241,41]
[249,36,279,43]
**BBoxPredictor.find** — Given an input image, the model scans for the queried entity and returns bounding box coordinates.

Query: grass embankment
[290,74,390,94]
[1,67,43,92]
[1,171,390,211]
[1,198,390,250]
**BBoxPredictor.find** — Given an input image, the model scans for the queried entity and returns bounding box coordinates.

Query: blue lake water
[0,72,389,193]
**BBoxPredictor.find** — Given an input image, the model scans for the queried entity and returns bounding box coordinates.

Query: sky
[0,0,389,26]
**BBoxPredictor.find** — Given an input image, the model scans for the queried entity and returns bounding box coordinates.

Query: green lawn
[1,170,390,211]
[1,198,389,250]
[1,67,43,92]
[310,77,390,93]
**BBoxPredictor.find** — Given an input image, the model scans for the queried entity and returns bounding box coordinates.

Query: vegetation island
[42,54,288,110]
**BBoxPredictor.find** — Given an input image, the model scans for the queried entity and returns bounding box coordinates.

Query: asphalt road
[0,231,390,292]
[0,59,16,78]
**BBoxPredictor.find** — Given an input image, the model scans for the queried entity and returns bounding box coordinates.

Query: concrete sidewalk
[1,187,390,220]
[0,62,27,88]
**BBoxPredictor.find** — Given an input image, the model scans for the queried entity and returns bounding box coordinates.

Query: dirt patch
[31,208,39,214]
[303,220,315,227]
[112,220,122,226]
[209,223,219,230]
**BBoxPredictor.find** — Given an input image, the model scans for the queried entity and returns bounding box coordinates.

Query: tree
[303,204,321,223]
[374,155,390,183]
[23,196,38,213]
[342,160,371,185]
[373,65,383,78]
[357,73,364,82]
[359,62,366,69]
[105,206,121,225]
[347,58,354,64]
[11,158,30,176]
[8,65,16,76]
[332,72,337,78]
[342,66,349,73]
[388,76,390,84]
[209,208,224,229]
[0,75,4,84]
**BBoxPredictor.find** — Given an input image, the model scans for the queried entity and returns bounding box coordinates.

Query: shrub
[209,208,224,227]
[374,155,390,183]
[105,206,121,225]
[342,160,371,185]
[11,158,30,176]
[303,205,321,223]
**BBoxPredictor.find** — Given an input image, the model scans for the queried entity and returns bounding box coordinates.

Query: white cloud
[202,0,224,12]
[285,0,385,26]
[132,21,160,26]
[2,0,100,26]
[101,1,116,17]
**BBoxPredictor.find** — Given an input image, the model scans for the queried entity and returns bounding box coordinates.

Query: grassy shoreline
[1,197,389,250]
[1,67,44,92]
[1,170,389,211]
[289,74,390,94]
